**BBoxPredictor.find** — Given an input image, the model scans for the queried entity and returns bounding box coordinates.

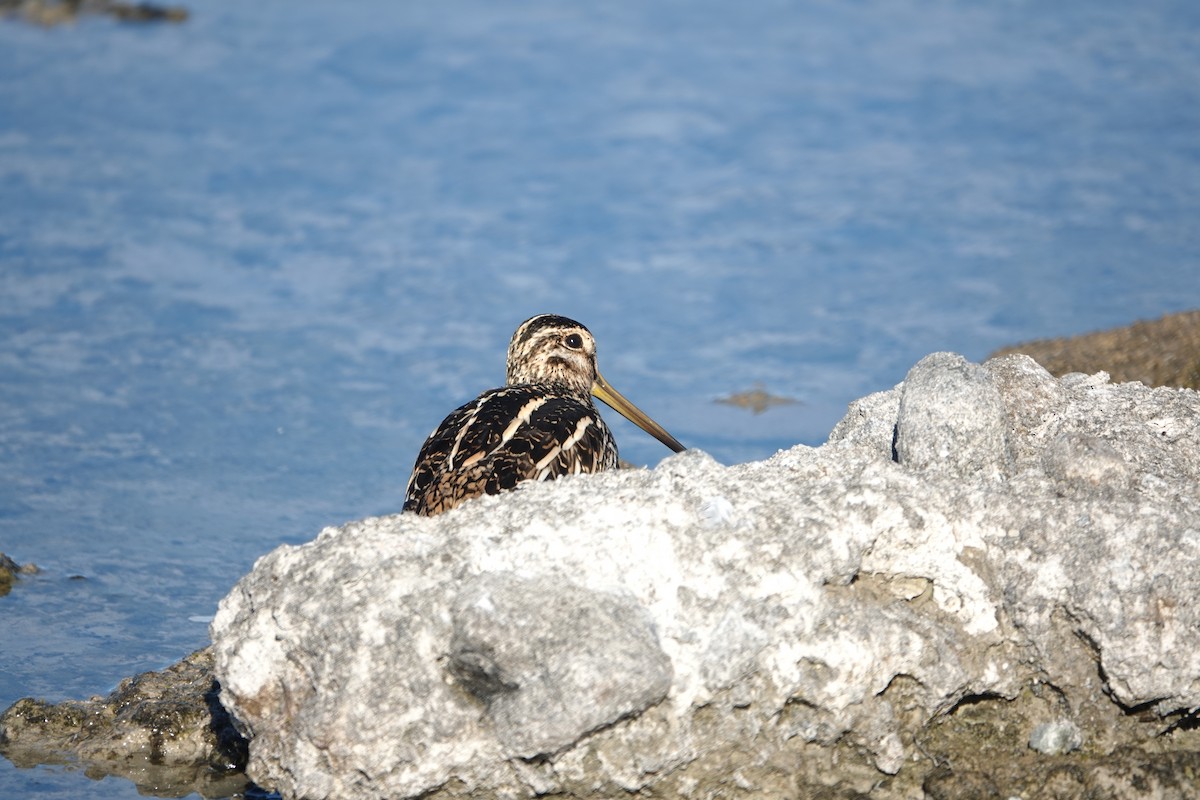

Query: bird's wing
[403,386,615,516]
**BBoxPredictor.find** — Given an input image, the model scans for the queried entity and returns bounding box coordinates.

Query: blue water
[1,1,1198,797]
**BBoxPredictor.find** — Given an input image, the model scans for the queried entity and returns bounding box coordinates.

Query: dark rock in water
[991,309,1200,390]
[0,647,249,798]
[0,553,37,597]
[0,554,20,596]
[716,383,799,414]
[0,0,188,26]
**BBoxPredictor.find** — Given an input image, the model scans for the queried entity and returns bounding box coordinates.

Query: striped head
[505,313,687,454]
[506,314,598,398]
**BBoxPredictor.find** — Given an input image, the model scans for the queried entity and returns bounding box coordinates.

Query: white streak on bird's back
[499,396,550,449]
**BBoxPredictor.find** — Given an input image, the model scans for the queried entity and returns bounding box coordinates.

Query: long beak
[591,370,686,454]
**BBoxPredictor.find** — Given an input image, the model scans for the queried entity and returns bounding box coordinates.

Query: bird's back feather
[403,384,617,516]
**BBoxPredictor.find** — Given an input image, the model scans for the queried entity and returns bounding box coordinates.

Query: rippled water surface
[2,1,1198,796]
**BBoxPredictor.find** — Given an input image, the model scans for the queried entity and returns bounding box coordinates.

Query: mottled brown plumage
[404,314,685,516]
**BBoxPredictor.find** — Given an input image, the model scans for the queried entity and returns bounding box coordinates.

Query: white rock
[211,353,1200,799]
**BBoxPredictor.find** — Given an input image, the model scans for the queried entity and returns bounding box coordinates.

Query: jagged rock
[210,352,1200,799]
[0,647,249,798]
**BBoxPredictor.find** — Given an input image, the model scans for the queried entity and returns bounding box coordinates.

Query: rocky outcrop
[0,648,249,798]
[210,353,1200,799]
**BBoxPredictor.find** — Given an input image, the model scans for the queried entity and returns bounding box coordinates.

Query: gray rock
[894,352,1012,479]
[827,387,901,458]
[448,573,672,758]
[211,352,1200,799]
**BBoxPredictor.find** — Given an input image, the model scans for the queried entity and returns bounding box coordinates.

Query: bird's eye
[564,333,584,350]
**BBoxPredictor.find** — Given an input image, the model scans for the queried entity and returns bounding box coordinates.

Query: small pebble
[1029,719,1083,755]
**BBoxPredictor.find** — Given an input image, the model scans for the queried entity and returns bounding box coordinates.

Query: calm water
[2,1,1198,797]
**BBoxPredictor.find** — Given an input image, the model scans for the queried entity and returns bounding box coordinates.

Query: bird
[403,314,686,516]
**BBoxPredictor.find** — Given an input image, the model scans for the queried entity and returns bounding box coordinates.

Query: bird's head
[506,313,687,454]
[506,314,597,397]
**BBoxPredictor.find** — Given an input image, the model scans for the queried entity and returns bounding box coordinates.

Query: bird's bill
[592,370,687,454]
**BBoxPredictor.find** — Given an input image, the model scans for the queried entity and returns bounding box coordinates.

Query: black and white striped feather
[402,384,617,516]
